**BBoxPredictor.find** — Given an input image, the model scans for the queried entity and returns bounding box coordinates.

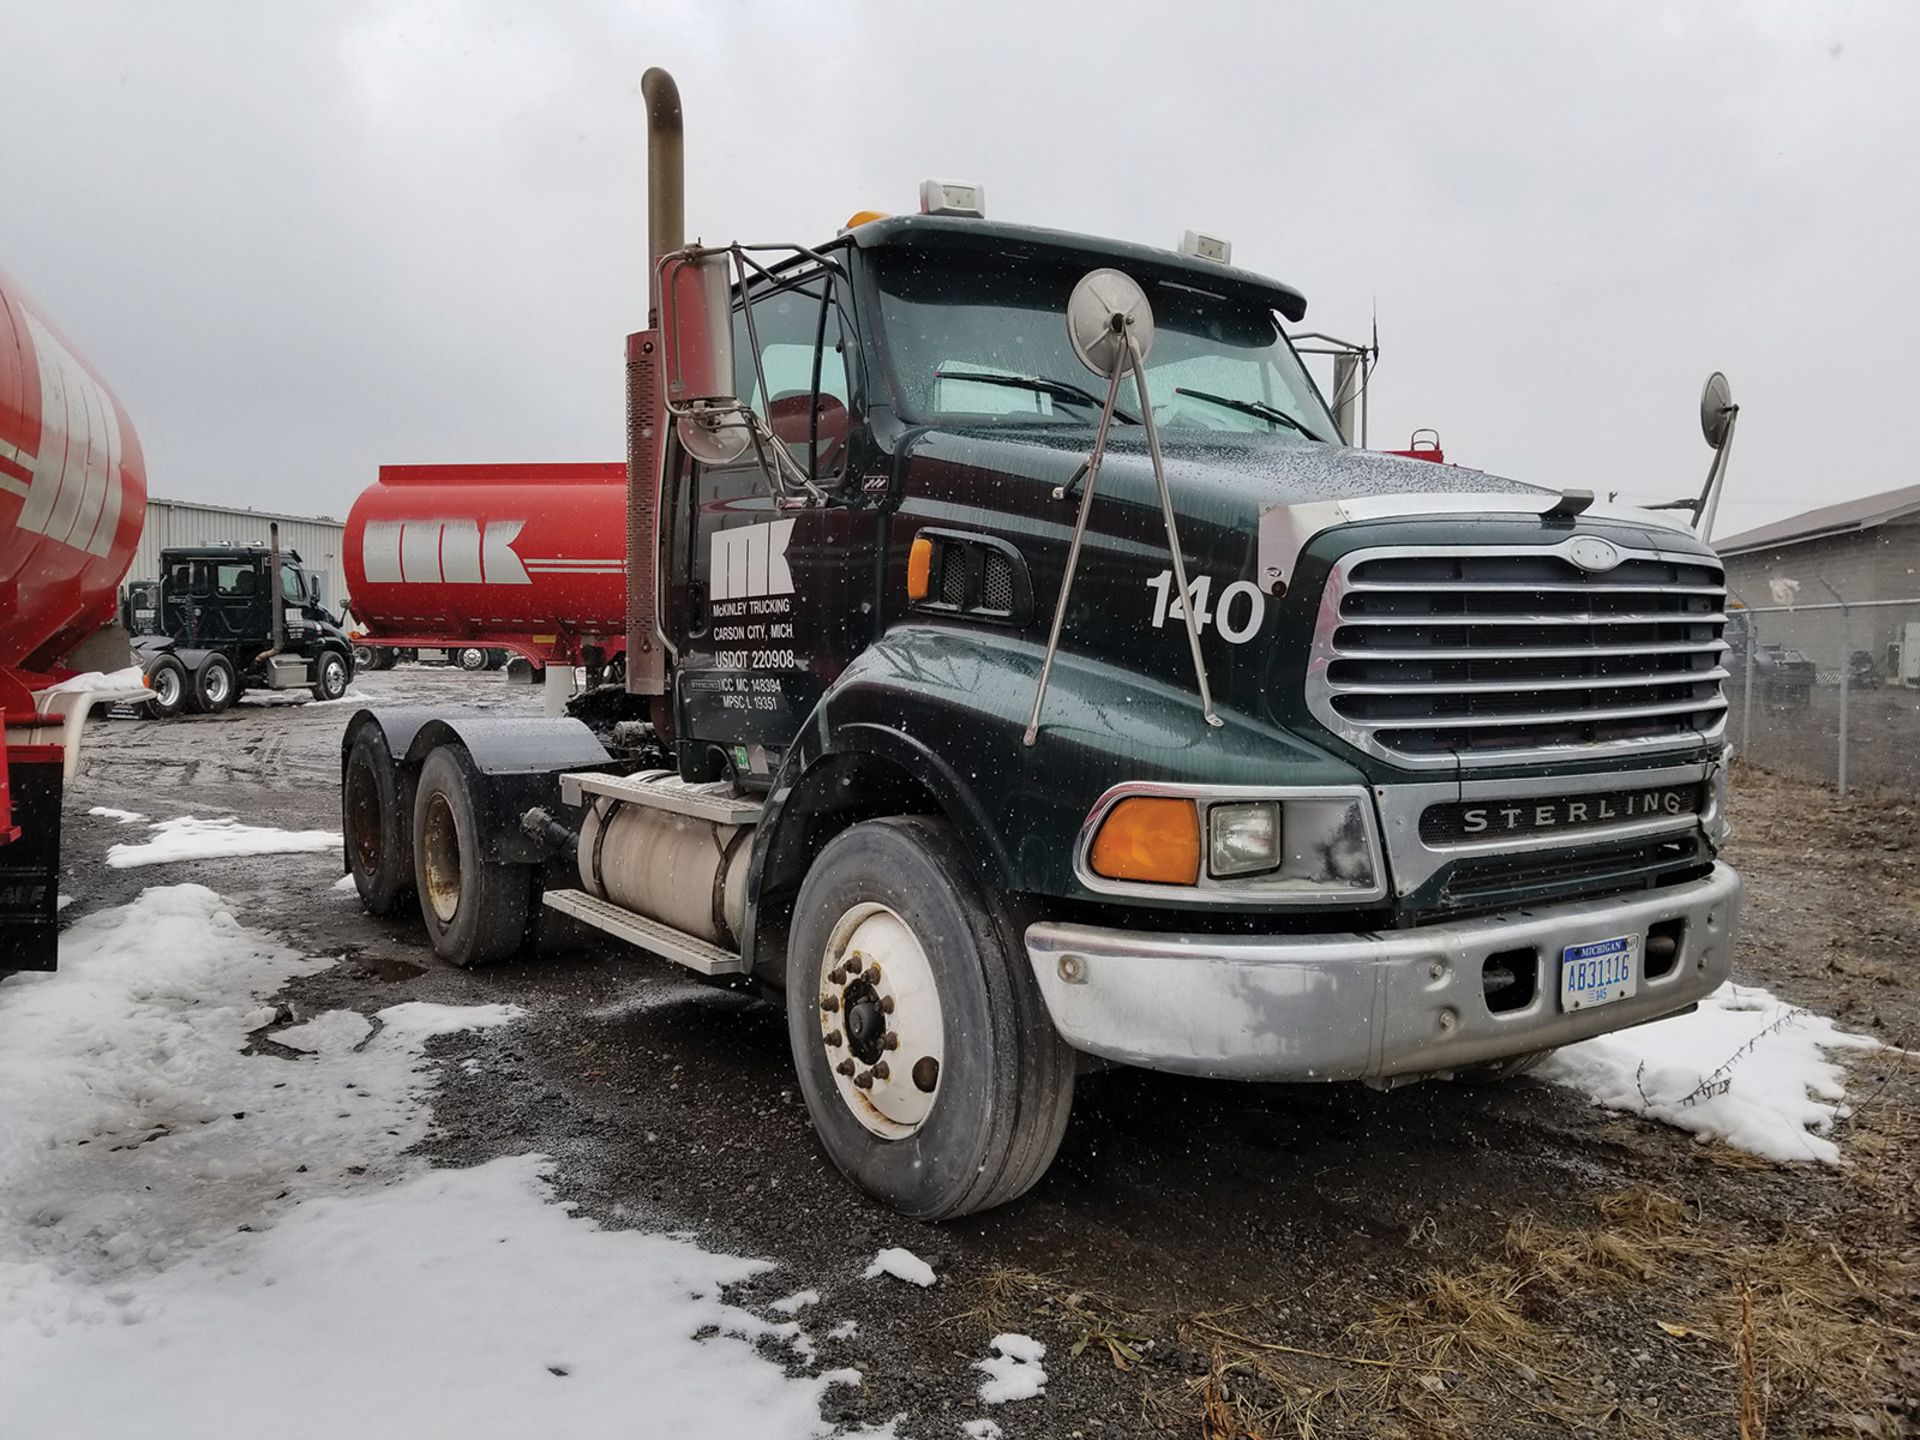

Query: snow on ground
[331,872,357,892]
[272,1008,374,1055]
[864,1247,937,1287]
[0,885,880,1438]
[773,1288,821,1315]
[86,805,147,823]
[962,1421,1005,1440]
[1538,980,1881,1163]
[974,1334,1047,1405]
[105,814,341,868]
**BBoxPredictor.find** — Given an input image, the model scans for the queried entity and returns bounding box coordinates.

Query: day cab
[339,69,1739,1219]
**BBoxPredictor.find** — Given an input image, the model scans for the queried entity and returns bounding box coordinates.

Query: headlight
[1081,785,1385,902]
[1209,801,1279,877]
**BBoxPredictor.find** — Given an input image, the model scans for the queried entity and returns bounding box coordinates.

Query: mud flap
[0,747,63,971]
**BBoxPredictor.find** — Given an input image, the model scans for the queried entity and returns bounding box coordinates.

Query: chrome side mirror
[1700,371,1735,452]
[661,249,749,465]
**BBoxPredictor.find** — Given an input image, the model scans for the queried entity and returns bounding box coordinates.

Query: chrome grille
[1307,542,1729,768]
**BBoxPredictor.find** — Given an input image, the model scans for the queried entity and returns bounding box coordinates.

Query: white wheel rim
[206,668,229,703]
[155,669,180,706]
[818,903,944,1140]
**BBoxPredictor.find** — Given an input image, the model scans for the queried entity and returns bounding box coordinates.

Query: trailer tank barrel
[343,463,628,664]
[0,268,148,702]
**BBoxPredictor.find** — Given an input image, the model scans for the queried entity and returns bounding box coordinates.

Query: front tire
[410,745,531,966]
[311,650,349,702]
[343,724,414,917]
[786,817,1075,1220]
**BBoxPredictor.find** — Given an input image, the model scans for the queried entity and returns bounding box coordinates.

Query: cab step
[541,887,747,976]
[559,769,763,826]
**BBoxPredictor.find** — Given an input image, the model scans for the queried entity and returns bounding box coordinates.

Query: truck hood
[903,424,1551,514]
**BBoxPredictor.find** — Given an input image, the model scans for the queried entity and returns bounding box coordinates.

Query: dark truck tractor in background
[339,69,1742,1220]
[130,530,355,716]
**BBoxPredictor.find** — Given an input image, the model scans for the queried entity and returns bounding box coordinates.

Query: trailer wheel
[311,650,349,702]
[143,655,188,718]
[456,646,489,672]
[193,654,237,714]
[410,744,531,967]
[343,725,414,917]
[352,643,378,669]
[786,816,1075,1220]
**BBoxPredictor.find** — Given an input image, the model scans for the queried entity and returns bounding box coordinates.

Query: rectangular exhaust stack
[624,67,680,698]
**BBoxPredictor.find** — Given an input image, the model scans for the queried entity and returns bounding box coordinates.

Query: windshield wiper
[935,370,1138,425]
[1173,386,1325,443]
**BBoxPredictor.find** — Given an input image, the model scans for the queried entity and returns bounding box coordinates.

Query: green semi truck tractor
[340,69,1741,1219]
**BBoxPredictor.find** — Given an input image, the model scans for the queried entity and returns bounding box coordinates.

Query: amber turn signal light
[906,535,933,601]
[1089,796,1200,885]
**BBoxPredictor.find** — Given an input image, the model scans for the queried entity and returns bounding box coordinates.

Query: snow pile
[87,806,147,823]
[43,665,147,695]
[772,1288,820,1316]
[864,1247,937,1287]
[975,1333,1047,1405]
[0,885,882,1438]
[1538,981,1881,1163]
[962,1421,1005,1439]
[106,814,341,868]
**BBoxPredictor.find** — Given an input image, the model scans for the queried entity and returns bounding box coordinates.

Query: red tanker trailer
[1,266,151,969]
[343,462,628,692]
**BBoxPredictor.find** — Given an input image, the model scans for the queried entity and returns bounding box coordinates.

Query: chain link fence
[1723,594,1920,794]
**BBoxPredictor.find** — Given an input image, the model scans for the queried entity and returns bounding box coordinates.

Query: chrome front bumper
[1023,863,1740,1081]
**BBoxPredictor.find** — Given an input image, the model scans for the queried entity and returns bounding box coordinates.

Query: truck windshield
[872,249,1335,438]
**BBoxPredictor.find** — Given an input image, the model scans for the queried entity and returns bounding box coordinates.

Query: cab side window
[730,272,852,483]
[281,564,305,605]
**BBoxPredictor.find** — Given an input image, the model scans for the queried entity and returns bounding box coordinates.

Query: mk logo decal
[361,519,531,585]
[709,519,795,601]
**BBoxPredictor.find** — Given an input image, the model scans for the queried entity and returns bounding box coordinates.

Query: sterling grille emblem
[1567,537,1623,573]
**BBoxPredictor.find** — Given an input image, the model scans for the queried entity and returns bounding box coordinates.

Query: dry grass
[1134,1162,1913,1439]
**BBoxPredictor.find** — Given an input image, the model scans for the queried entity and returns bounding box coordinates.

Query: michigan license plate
[1560,935,1640,1012]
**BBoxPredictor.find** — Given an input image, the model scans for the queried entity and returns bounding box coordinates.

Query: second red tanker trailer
[343,462,629,699]
[1,266,150,970]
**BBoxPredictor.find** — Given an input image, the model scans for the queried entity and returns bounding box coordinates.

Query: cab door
[665,265,870,780]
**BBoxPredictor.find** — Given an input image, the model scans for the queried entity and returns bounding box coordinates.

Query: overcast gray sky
[5,1,1914,541]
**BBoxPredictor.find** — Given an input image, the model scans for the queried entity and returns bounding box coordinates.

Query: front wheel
[311,650,349,702]
[786,817,1075,1220]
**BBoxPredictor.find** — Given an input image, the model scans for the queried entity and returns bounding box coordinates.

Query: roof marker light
[1178,229,1232,264]
[919,179,986,218]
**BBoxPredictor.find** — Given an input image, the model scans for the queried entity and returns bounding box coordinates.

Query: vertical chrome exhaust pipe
[642,67,683,326]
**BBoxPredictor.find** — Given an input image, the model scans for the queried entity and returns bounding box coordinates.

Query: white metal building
[131,498,350,610]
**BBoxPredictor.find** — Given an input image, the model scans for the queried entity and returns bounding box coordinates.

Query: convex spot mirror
[1700,371,1736,452]
[1067,269,1155,375]
[662,250,751,465]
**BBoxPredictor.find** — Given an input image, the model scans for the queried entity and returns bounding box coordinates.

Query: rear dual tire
[410,744,532,967]
[143,656,188,718]
[787,817,1075,1221]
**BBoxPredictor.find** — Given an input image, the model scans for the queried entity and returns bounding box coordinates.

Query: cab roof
[843,214,1309,323]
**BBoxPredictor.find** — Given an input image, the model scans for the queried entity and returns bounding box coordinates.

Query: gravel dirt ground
[49,668,1919,1439]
